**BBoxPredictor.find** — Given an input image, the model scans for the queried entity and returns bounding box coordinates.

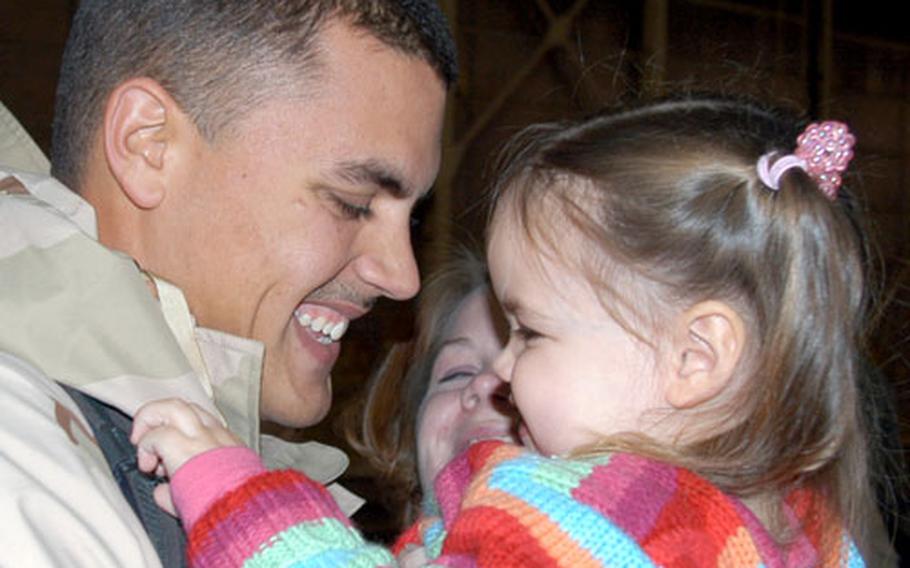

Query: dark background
[1,0,907,553]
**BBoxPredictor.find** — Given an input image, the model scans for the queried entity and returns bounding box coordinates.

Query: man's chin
[261,399,331,429]
[260,377,333,428]
[261,328,338,428]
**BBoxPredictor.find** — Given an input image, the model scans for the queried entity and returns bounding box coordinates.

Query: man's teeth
[295,311,349,344]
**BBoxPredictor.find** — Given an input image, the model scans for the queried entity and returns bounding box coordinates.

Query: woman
[347,248,517,538]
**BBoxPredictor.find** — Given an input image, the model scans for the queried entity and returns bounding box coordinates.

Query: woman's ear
[102,77,181,209]
[664,300,746,409]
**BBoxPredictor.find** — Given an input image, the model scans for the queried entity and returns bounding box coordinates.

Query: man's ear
[103,78,179,209]
[664,300,746,409]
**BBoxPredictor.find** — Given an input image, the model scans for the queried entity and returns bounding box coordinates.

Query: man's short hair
[50,0,457,191]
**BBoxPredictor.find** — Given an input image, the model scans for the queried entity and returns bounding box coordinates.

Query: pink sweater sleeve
[169,446,266,531]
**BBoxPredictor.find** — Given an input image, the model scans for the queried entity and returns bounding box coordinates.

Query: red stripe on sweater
[188,470,350,565]
[444,506,561,568]
[642,468,747,567]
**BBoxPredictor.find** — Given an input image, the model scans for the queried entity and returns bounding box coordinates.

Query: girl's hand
[130,398,243,514]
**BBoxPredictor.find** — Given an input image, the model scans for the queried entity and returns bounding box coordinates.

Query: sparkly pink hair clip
[756,120,856,200]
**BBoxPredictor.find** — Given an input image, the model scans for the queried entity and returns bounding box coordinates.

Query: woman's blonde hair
[487,96,893,563]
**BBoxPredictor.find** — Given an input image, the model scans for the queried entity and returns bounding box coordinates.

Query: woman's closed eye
[438,368,477,384]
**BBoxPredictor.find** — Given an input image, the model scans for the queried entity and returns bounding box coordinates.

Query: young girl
[132,97,895,566]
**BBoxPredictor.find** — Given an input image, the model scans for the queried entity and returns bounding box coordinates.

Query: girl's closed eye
[513,324,542,343]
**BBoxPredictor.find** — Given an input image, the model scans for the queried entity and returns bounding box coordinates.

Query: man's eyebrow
[334,159,411,198]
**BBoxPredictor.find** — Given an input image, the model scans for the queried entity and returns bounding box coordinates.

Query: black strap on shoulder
[61,384,188,567]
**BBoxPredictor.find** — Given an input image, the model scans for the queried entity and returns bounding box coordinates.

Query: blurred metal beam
[426,0,590,268]
[686,0,909,52]
[805,0,833,118]
[427,0,460,268]
[819,0,833,117]
[642,0,668,95]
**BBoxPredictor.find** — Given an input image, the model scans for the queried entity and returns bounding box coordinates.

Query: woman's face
[415,288,516,491]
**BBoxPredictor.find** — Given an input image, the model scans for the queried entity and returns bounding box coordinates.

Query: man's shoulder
[0,168,97,244]
[0,352,108,471]
[0,175,200,415]
[0,187,87,262]
[0,101,50,174]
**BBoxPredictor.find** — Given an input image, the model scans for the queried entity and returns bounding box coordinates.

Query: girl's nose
[491,343,515,383]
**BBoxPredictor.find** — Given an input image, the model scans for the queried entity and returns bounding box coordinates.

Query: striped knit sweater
[172,441,865,567]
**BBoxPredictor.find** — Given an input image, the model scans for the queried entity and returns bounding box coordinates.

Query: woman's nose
[461,371,504,409]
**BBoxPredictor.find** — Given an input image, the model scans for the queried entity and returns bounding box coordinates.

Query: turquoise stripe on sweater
[243,519,394,568]
[487,454,656,566]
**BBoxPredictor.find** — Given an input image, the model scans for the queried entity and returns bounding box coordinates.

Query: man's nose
[354,220,420,301]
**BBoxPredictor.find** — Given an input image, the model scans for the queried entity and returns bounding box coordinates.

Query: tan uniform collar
[153,270,364,514]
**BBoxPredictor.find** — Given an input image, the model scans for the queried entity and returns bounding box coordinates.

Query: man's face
[157,22,446,427]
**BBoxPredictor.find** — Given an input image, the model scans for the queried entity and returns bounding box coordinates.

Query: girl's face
[416,288,516,491]
[487,213,671,457]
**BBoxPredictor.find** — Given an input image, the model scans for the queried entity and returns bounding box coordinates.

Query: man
[0,1,455,565]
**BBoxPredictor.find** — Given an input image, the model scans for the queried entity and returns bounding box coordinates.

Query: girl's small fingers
[136,424,193,474]
[134,398,207,440]
[131,407,165,444]
[153,482,177,517]
[131,399,192,442]
[136,446,159,474]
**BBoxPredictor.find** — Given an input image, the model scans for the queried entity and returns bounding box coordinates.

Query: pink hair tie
[756,154,806,191]
[756,120,856,200]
